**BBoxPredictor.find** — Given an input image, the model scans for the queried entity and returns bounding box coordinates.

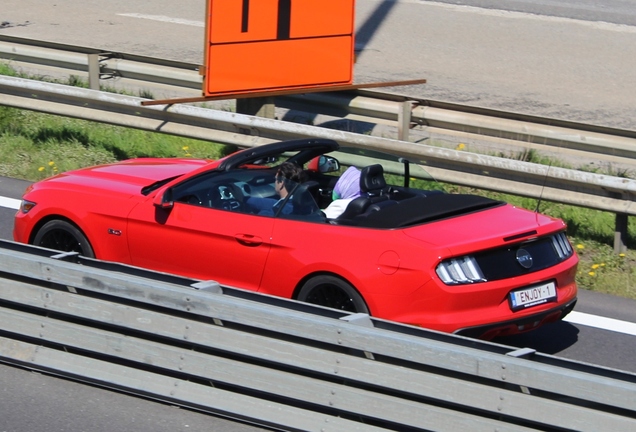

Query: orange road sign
[203,0,355,96]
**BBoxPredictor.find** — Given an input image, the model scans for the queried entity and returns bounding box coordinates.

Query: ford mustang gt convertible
[14,138,578,339]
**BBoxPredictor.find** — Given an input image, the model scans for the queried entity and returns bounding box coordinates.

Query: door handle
[234,234,263,247]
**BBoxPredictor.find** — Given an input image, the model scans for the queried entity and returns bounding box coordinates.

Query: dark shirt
[246,196,293,216]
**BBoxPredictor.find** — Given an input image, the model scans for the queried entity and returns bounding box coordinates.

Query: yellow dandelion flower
[182,146,189,151]
[591,264,600,269]
[600,263,606,267]
[48,161,55,167]
[576,244,584,250]
[456,143,466,151]
[38,167,45,172]
[619,253,626,258]
[588,271,595,276]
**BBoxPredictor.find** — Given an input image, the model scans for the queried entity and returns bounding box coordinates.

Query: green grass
[0,107,234,180]
[573,238,636,299]
[1,63,634,300]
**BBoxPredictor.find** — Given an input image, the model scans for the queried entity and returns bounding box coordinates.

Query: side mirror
[308,155,340,173]
[153,188,174,210]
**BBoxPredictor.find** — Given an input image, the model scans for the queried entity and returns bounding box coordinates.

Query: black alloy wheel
[297,275,369,314]
[32,220,95,258]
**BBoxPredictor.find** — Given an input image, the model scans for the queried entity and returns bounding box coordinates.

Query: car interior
[166,140,495,228]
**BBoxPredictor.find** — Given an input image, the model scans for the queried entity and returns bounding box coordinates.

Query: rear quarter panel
[259,219,444,317]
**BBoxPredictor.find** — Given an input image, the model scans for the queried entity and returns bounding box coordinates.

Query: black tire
[297,275,369,314]
[33,220,95,258]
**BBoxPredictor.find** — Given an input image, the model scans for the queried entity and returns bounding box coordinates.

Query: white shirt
[323,198,355,219]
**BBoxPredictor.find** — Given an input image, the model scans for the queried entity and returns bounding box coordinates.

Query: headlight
[436,256,486,285]
[20,200,37,214]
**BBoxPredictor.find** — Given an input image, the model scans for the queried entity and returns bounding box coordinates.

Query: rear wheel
[297,275,369,314]
[33,220,95,258]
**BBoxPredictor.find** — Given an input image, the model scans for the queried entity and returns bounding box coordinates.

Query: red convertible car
[14,138,578,339]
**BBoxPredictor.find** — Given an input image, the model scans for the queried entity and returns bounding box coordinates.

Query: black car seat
[333,164,390,223]
[360,164,388,196]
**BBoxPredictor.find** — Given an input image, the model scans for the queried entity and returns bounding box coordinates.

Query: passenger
[323,166,361,219]
[246,162,306,216]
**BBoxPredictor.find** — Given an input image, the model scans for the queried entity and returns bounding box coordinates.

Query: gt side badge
[108,228,122,236]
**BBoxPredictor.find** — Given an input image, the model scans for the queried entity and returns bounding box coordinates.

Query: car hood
[36,158,211,196]
[403,203,566,254]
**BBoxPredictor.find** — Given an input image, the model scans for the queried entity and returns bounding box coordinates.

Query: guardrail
[0,35,201,90]
[0,240,634,431]
[1,35,636,252]
[3,34,635,159]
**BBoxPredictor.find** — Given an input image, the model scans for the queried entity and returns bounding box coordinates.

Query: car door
[126,171,275,291]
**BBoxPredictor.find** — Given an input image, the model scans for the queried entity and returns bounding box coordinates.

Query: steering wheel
[219,183,245,211]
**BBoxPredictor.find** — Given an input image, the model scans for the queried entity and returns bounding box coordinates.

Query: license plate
[509,281,557,311]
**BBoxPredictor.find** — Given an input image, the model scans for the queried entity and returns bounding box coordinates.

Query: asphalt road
[437,0,636,25]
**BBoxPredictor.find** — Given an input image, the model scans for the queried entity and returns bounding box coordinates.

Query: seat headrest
[360,164,386,194]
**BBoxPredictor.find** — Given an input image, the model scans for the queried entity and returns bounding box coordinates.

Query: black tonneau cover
[357,194,504,228]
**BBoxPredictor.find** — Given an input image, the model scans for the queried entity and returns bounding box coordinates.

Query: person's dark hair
[276,162,306,184]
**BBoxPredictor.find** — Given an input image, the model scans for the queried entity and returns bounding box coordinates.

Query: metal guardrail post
[397,100,414,141]
[87,54,100,90]
[615,213,628,253]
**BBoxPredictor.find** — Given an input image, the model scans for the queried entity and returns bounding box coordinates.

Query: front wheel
[297,275,369,314]
[32,220,95,258]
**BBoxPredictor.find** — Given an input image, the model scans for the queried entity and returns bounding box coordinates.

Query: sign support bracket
[140,78,427,106]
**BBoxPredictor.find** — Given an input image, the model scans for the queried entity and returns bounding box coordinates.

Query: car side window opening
[170,148,440,225]
[245,162,324,221]
[171,171,218,208]
[172,166,324,221]
[244,162,303,216]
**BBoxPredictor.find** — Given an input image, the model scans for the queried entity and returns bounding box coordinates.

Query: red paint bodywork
[14,147,578,339]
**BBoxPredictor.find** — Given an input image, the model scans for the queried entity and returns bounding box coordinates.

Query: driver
[246,162,307,216]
